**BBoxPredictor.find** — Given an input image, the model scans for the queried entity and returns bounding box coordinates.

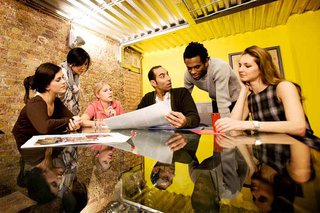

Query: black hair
[23,63,61,103]
[150,169,160,185]
[183,42,209,64]
[67,47,91,68]
[270,173,296,212]
[23,76,34,104]
[25,167,56,204]
[148,65,162,81]
[62,180,88,212]
[150,162,175,190]
[251,167,300,213]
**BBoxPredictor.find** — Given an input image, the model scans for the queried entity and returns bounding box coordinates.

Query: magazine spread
[21,132,131,149]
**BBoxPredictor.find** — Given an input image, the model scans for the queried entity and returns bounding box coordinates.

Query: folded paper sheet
[104,102,171,129]
[110,129,174,164]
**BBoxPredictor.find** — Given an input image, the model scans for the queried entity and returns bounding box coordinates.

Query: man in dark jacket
[137,65,200,129]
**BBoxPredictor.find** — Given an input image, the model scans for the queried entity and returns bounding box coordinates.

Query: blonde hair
[242,46,282,85]
[93,81,110,98]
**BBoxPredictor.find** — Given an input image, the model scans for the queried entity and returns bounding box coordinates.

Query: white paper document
[103,102,171,129]
[110,129,174,164]
[21,132,131,149]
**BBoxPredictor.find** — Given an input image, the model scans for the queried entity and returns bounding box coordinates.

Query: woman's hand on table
[215,117,246,133]
[68,116,82,131]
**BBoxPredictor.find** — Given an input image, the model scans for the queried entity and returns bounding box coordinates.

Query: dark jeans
[211,100,236,113]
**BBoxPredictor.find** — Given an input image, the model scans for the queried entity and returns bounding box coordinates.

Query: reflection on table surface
[17,129,320,212]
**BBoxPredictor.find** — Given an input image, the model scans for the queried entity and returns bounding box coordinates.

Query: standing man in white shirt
[183,42,240,117]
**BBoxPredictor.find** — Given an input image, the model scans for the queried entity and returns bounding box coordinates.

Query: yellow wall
[142,11,320,135]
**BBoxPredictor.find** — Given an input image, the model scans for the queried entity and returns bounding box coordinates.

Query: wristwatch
[252,120,260,131]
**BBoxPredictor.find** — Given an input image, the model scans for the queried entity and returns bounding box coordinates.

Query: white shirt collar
[155,91,171,109]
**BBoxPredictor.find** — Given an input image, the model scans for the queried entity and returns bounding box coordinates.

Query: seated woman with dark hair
[12,62,83,204]
[13,62,82,161]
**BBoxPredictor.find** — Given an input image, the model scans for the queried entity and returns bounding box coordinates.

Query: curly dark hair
[183,42,209,63]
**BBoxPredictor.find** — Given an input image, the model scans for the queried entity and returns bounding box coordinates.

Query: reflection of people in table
[17,142,65,204]
[215,132,313,183]
[166,132,188,151]
[17,148,64,203]
[249,142,312,213]
[151,162,175,190]
[90,145,115,171]
[189,147,248,210]
[250,164,300,213]
[171,131,200,164]
[214,133,314,213]
[17,146,88,211]
[137,65,200,129]
[147,131,201,190]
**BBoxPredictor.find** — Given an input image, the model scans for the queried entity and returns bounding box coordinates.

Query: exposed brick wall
[124,70,143,111]
[0,0,143,207]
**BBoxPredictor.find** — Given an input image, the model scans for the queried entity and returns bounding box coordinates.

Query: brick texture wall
[0,0,143,208]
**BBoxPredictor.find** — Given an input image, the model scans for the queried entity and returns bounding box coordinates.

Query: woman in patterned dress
[215,45,306,137]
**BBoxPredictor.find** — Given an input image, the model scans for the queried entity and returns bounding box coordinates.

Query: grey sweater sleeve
[184,71,194,94]
[209,59,235,117]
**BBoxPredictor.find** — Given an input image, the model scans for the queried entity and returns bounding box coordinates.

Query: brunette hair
[62,180,88,212]
[23,167,56,204]
[242,46,282,85]
[183,42,209,64]
[24,63,61,103]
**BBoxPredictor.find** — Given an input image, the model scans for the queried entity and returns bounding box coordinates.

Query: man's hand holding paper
[165,111,187,129]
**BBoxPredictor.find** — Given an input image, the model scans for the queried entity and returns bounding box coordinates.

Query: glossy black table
[15,128,320,212]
